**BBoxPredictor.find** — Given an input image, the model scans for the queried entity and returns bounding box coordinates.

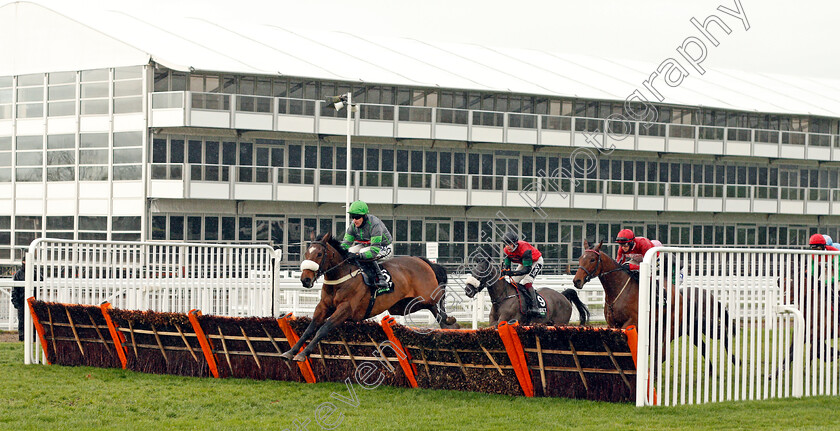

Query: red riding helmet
[810,233,827,246]
[616,229,635,244]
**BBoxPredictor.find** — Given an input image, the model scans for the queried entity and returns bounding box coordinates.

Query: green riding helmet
[347,200,369,216]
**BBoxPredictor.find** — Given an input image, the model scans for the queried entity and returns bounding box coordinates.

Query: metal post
[345,91,352,228]
[636,258,652,405]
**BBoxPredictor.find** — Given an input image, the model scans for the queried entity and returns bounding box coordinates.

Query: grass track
[1,342,839,430]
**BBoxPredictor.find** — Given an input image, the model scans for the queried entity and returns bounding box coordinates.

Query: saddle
[356,261,394,296]
[512,282,548,317]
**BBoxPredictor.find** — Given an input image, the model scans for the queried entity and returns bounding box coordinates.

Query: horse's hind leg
[407,287,458,329]
[432,288,460,329]
[429,303,459,329]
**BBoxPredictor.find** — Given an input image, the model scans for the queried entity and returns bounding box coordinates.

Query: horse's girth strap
[322,269,362,285]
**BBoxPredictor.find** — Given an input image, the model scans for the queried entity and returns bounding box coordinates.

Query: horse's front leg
[293,302,353,362]
[281,303,330,360]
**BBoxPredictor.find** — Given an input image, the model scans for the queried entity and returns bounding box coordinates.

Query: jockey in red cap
[810,233,839,283]
[501,231,543,317]
[615,229,657,271]
[810,234,839,252]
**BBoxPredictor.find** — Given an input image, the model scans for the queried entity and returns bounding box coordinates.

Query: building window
[16,73,44,118]
[112,216,141,241]
[15,135,43,182]
[113,66,143,114]
[0,76,11,120]
[0,136,10,182]
[113,131,142,180]
[80,69,109,115]
[0,216,10,261]
[79,216,107,240]
[47,71,76,117]
[79,133,109,181]
[205,216,219,241]
[150,135,184,180]
[46,134,75,181]
[14,215,42,251]
[46,216,74,240]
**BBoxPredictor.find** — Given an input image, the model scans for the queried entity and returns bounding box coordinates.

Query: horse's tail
[418,257,447,287]
[418,257,456,326]
[561,288,590,326]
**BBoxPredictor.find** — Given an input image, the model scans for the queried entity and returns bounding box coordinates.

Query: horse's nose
[301,278,311,288]
[573,279,581,289]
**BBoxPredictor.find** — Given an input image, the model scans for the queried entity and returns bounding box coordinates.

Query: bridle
[470,264,520,306]
[577,248,633,319]
[576,249,625,284]
[306,241,354,282]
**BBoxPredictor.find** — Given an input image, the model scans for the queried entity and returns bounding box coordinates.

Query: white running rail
[23,239,280,364]
[637,247,838,406]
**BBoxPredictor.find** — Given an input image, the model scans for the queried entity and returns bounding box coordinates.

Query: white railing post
[23,250,34,365]
[776,304,806,397]
[636,254,654,406]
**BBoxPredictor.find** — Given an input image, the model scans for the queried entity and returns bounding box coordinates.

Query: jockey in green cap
[341,200,394,290]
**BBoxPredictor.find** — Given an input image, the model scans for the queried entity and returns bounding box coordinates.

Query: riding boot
[370,260,390,290]
[523,283,541,316]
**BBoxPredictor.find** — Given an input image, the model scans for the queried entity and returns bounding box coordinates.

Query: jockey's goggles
[811,244,825,250]
[350,214,364,220]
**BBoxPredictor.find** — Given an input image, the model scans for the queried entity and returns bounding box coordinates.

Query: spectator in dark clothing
[11,259,26,341]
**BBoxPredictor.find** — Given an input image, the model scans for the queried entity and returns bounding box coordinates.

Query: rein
[577,249,627,283]
[491,276,518,305]
[308,241,358,285]
[477,275,520,306]
[580,249,634,320]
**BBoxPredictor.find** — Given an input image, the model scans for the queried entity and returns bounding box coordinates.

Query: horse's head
[299,233,345,288]
[573,240,604,289]
[464,254,499,298]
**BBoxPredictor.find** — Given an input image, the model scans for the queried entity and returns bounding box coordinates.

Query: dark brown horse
[572,240,736,365]
[281,233,458,362]
[464,256,589,326]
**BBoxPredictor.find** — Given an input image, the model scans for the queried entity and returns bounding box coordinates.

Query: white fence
[0,279,18,331]
[23,239,280,364]
[637,247,839,406]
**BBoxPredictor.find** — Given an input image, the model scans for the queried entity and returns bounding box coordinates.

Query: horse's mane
[318,232,349,259]
[475,254,501,283]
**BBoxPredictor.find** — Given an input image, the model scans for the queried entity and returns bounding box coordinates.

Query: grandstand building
[2,2,839,271]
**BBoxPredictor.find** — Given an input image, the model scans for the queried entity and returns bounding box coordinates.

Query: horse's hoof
[293,353,307,362]
[445,316,457,325]
[280,351,294,361]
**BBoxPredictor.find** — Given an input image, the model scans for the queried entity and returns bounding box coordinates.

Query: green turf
[1,342,839,430]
